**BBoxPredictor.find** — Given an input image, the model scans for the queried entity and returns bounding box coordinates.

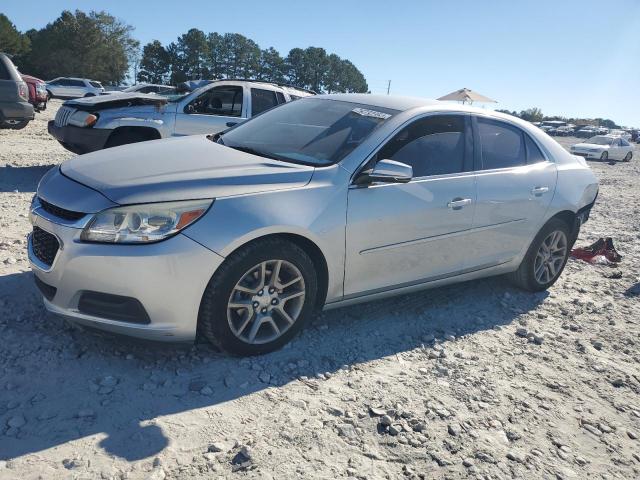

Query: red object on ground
[570,237,622,265]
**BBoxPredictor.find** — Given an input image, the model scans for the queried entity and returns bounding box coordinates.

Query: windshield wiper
[226,145,282,161]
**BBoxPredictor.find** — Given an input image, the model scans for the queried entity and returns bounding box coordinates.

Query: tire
[508,218,572,292]
[623,152,632,162]
[198,238,318,356]
[600,151,608,161]
[46,90,53,100]
[105,130,154,148]
[1,119,29,130]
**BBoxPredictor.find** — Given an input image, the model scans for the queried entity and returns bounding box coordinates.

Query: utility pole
[387,80,391,95]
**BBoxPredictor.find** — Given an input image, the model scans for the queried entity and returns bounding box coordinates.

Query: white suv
[48,79,314,153]
[46,77,104,99]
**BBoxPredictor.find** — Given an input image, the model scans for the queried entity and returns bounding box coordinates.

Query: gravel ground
[0,101,639,479]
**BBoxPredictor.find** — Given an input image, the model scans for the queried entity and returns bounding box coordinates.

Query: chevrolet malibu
[29,95,599,355]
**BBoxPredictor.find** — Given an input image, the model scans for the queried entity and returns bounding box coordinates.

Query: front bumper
[28,205,224,342]
[48,120,112,154]
[571,151,603,159]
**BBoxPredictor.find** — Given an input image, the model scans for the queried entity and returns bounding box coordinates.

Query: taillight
[18,83,28,100]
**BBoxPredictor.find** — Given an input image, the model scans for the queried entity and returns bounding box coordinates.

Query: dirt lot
[0,101,639,479]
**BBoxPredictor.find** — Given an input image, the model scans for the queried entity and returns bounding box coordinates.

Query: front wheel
[198,238,318,355]
[623,152,632,162]
[600,151,608,161]
[509,218,571,292]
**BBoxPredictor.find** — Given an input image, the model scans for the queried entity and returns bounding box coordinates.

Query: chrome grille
[54,106,75,127]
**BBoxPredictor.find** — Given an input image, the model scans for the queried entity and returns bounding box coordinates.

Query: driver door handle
[531,186,549,196]
[447,198,472,210]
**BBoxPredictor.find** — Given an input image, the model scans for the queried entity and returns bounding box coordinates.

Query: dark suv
[0,53,34,129]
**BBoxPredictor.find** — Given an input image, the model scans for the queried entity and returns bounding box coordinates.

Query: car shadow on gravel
[0,269,548,462]
[0,164,56,193]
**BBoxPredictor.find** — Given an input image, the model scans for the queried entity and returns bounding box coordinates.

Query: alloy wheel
[533,230,568,285]
[227,260,306,344]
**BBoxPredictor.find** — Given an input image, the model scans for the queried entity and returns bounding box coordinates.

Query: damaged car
[30,94,599,355]
[48,79,314,154]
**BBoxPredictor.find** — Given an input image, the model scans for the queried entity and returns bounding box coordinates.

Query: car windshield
[219,98,399,166]
[587,136,613,145]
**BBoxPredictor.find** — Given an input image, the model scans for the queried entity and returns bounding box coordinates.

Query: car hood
[572,143,607,150]
[64,92,168,111]
[60,135,315,205]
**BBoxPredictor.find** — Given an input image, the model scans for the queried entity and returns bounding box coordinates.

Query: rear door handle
[447,198,472,210]
[531,186,549,196]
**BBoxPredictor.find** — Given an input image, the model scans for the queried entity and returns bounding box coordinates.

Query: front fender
[182,166,349,303]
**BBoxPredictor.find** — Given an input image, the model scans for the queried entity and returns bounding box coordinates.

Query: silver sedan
[29,94,599,355]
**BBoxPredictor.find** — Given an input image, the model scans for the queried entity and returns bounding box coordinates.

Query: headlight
[80,199,213,244]
[68,111,98,128]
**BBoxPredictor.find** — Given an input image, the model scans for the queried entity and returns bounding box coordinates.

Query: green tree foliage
[0,14,30,56]
[14,10,137,84]
[518,107,544,122]
[137,40,171,83]
[138,32,368,92]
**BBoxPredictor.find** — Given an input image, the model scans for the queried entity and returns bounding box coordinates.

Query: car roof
[318,93,441,111]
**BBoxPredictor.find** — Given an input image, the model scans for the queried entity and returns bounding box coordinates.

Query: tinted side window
[524,134,546,164]
[70,79,85,87]
[621,139,630,146]
[377,115,466,177]
[478,118,526,169]
[251,88,278,115]
[275,91,286,104]
[189,86,243,116]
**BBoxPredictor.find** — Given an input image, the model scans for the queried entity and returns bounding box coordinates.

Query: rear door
[173,84,247,136]
[466,116,557,269]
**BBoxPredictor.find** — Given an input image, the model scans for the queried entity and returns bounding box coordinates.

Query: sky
[3,0,639,126]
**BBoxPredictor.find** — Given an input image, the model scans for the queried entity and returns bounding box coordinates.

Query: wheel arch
[106,126,161,143]
[219,232,329,309]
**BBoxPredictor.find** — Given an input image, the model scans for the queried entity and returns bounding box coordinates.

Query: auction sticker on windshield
[352,107,392,120]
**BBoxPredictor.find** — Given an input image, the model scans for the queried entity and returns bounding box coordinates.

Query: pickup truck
[0,53,34,130]
[48,79,314,154]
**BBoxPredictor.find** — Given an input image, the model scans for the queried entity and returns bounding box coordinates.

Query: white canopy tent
[437,88,497,105]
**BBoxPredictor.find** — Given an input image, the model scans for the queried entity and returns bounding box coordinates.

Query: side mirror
[355,159,413,185]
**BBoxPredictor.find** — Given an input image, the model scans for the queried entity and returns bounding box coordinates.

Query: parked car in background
[576,126,598,138]
[0,53,34,130]
[22,74,48,112]
[103,83,176,95]
[30,95,599,354]
[46,77,104,99]
[570,135,633,161]
[48,79,314,154]
[607,129,632,141]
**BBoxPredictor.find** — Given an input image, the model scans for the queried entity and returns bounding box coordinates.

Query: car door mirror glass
[355,159,413,185]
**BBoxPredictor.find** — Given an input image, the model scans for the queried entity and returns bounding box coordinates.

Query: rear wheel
[623,152,632,162]
[1,119,29,130]
[509,218,571,292]
[600,151,608,161]
[198,238,318,355]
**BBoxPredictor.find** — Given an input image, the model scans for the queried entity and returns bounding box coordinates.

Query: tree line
[0,11,369,93]
[138,29,368,93]
[495,107,620,129]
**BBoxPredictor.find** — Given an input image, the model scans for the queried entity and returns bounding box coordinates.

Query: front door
[173,84,247,136]
[345,114,477,297]
[466,117,557,268]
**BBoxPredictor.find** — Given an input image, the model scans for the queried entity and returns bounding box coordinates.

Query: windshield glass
[220,98,398,166]
[587,136,613,145]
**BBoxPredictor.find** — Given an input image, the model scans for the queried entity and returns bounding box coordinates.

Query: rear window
[478,118,526,169]
[251,88,279,115]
